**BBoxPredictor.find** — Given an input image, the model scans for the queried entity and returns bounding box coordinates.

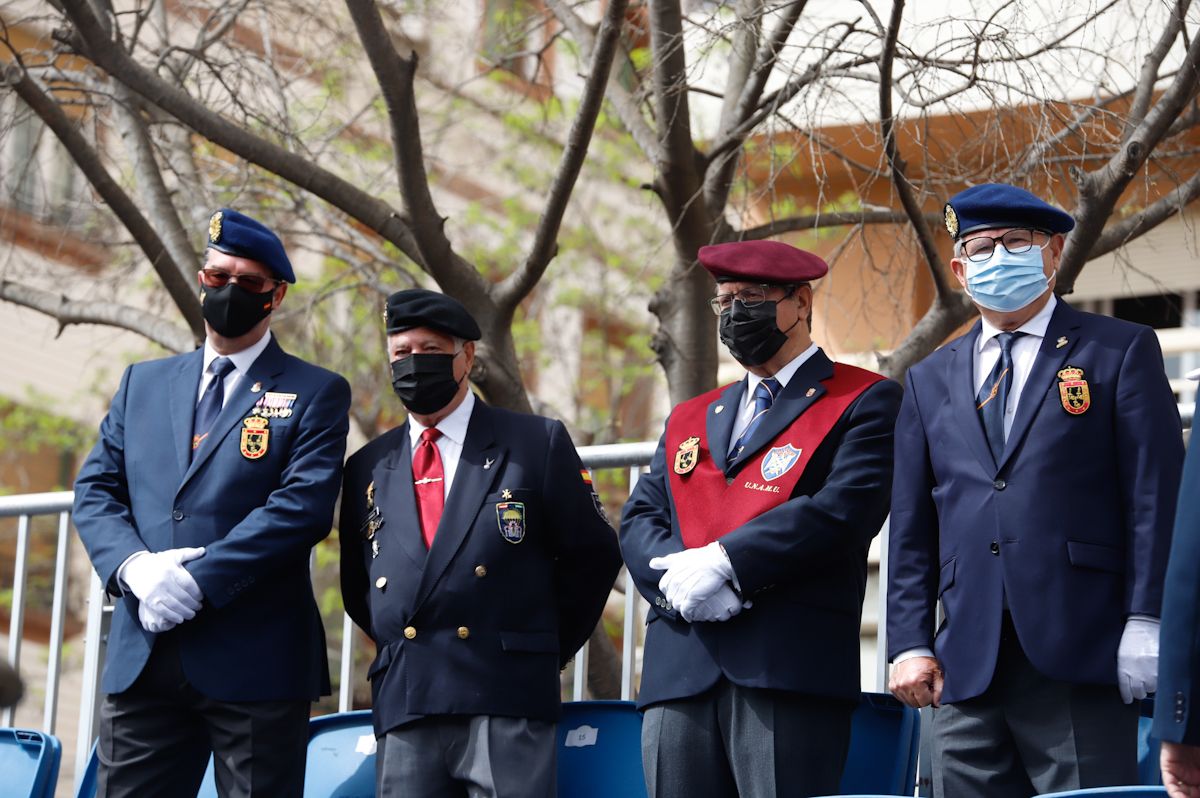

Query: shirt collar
[746,342,819,397]
[203,329,272,375]
[408,390,476,449]
[977,294,1057,352]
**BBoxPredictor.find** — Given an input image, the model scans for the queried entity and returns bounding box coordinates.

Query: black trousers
[97,634,310,798]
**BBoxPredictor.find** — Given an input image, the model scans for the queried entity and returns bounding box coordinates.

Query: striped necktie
[731,377,780,458]
[192,357,235,457]
[976,332,1023,462]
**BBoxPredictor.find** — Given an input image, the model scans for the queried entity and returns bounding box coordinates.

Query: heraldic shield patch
[240,416,269,460]
[761,444,802,482]
[496,501,526,544]
[1056,366,1091,415]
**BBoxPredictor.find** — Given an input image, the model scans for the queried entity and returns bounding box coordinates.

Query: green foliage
[0,393,91,458]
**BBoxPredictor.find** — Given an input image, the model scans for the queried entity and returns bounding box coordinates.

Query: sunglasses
[199,268,281,294]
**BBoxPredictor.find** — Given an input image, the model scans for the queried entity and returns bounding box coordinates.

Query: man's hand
[122,548,207,631]
[889,656,944,708]
[649,542,734,612]
[680,584,749,623]
[1162,741,1200,797]
[1117,617,1159,704]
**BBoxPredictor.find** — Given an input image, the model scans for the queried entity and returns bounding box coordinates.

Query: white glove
[138,603,178,635]
[1117,616,1159,704]
[681,584,751,623]
[122,548,207,630]
[649,542,735,615]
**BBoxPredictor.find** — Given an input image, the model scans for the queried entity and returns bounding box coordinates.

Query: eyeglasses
[958,229,1048,263]
[200,268,281,294]
[708,284,792,316]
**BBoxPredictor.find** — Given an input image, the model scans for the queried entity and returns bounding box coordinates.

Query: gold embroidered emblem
[208,211,223,243]
[1056,366,1090,415]
[674,436,700,475]
[239,416,269,459]
[944,204,959,237]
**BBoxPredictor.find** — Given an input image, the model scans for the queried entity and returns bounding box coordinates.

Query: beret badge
[943,204,959,238]
[209,211,223,244]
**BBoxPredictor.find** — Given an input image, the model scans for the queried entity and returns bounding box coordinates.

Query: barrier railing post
[3,514,31,728]
[43,511,72,733]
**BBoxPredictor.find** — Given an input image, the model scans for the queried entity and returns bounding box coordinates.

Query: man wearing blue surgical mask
[887,183,1185,797]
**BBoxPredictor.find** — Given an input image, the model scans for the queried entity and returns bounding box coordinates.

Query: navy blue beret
[944,184,1075,241]
[205,208,296,283]
[385,288,481,341]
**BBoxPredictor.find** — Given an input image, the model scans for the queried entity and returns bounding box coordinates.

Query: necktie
[192,357,235,457]
[731,377,780,458]
[412,428,445,549]
[976,332,1023,462]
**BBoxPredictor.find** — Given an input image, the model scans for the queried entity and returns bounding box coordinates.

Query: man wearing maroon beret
[620,240,903,797]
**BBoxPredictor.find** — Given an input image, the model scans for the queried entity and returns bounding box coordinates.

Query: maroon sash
[666,364,884,549]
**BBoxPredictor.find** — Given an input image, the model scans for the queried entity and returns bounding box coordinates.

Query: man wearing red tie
[339,288,621,797]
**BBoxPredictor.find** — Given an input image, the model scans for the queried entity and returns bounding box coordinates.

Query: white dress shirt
[407,390,476,500]
[197,330,273,406]
[973,296,1056,442]
[728,342,820,455]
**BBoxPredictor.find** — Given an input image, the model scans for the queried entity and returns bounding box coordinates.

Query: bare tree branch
[2,57,205,342]
[546,0,659,161]
[496,0,631,312]
[54,0,426,270]
[742,209,942,239]
[343,0,484,302]
[878,0,950,298]
[1082,169,1200,264]
[0,279,194,353]
[1126,0,1191,137]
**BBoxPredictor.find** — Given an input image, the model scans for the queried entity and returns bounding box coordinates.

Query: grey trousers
[932,616,1139,798]
[376,715,556,798]
[97,635,309,798]
[642,679,853,798]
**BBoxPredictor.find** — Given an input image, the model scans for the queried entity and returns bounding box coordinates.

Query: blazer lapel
[728,350,835,473]
[180,337,286,491]
[706,381,744,475]
[413,401,504,612]
[379,427,429,569]
[948,322,998,474]
[997,301,1082,472]
[168,351,204,481]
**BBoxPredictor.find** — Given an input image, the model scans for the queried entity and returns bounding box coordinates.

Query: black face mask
[718,299,797,366]
[391,352,463,415]
[201,283,275,338]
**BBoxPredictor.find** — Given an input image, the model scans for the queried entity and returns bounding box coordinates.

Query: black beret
[384,288,481,340]
[205,208,296,283]
[944,184,1075,241]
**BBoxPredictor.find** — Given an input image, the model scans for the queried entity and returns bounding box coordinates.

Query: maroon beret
[698,240,828,283]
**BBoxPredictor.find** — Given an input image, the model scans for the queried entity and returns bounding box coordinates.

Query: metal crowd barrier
[0,406,1192,792]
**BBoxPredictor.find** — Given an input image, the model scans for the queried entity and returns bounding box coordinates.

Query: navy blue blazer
[1154,403,1199,743]
[339,400,621,736]
[888,301,1183,705]
[74,337,351,701]
[620,350,902,709]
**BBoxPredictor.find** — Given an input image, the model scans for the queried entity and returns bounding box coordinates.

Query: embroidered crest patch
[1056,365,1091,415]
[761,444,802,482]
[240,416,269,459]
[496,501,526,544]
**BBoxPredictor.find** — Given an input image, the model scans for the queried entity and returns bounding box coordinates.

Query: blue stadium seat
[0,727,62,798]
[558,700,647,798]
[838,692,921,796]
[1036,787,1168,796]
[302,710,376,798]
[1139,698,1162,786]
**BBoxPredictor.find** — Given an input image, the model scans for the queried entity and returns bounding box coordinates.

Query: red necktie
[412,428,445,548]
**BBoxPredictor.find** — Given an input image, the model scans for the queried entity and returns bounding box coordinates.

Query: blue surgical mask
[964,245,1053,313]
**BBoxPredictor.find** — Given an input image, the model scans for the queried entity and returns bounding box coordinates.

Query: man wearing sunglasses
[74,208,351,797]
[888,183,1184,796]
[621,240,902,797]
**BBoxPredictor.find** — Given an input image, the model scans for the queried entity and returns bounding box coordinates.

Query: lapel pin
[371,539,380,559]
[1056,336,1068,349]
[805,388,816,398]
[501,488,513,500]
[714,405,724,414]
[250,381,262,393]
[483,457,494,470]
